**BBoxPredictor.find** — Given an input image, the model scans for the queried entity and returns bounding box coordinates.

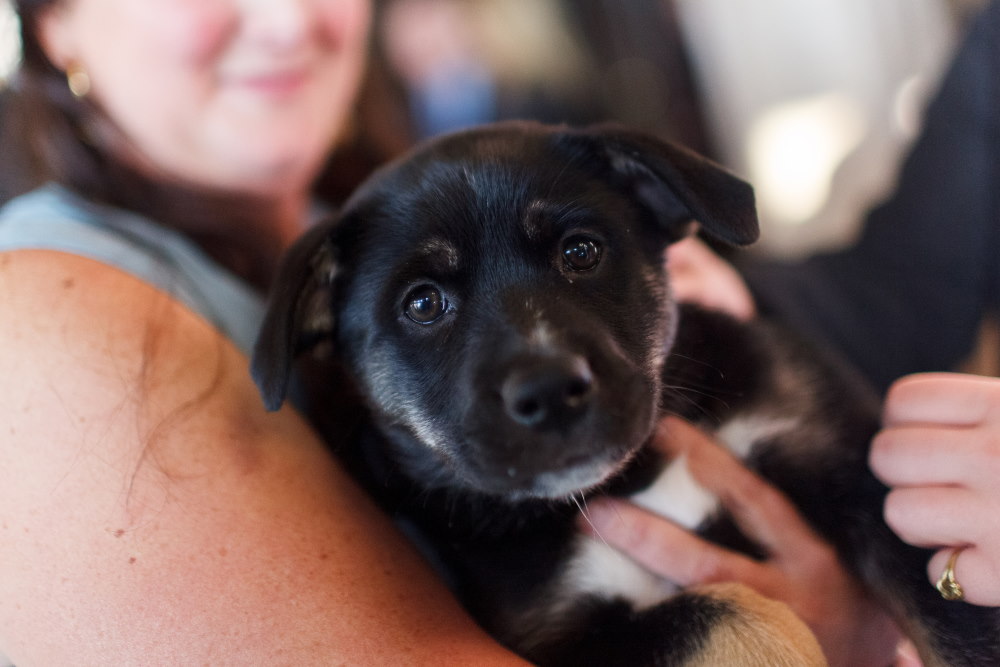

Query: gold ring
[935,547,967,601]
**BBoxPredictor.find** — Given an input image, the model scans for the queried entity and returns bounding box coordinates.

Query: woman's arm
[0,250,527,665]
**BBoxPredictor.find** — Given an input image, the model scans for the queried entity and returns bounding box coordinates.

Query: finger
[870,424,981,487]
[883,486,981,548]
[927,546,1000,607]
[664,239,755,320]
[654,417,820,555]
[884,373,1000,427]
[665,236,705,268]
[583,497,766,588]
[651,416,694,457]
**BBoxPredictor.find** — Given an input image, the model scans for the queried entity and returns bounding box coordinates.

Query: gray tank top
[0,184,266,355]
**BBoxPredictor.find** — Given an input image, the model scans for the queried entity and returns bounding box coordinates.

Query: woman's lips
[231,69,309,98]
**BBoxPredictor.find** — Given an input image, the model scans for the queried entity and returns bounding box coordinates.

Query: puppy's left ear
[569,124,759,246]
[251,221,340,411]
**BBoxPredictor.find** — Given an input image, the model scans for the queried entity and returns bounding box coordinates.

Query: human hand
[581,417,901,667]
[666,236,756,321]
[870,372,1000,606]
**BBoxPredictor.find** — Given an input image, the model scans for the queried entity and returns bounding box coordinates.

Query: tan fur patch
[686,583,827,667]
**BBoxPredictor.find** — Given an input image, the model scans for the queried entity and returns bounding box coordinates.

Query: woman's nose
[241,0,312,51]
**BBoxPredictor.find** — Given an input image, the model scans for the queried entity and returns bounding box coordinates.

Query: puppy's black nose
[501,355,594,428]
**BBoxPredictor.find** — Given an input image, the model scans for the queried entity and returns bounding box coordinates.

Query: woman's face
[39,0,371,197]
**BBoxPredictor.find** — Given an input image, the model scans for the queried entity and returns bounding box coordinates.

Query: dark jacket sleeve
[742,0,1000,393]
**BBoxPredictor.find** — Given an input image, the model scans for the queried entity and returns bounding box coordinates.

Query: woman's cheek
[321,0,372,52]
[129,0,238,65]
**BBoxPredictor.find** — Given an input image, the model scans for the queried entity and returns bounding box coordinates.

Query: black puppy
[252,122,1000,666]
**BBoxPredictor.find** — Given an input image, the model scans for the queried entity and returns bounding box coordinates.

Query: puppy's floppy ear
[251,221,339,411]
[569,124,759,246]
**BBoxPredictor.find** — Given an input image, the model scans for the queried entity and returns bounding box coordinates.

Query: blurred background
[0,0,987,257]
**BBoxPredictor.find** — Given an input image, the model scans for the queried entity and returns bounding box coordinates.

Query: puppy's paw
[685,582,827,667]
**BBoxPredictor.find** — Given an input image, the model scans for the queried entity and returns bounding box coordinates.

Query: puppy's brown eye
[562,236,602,272]
[404,285,447,324]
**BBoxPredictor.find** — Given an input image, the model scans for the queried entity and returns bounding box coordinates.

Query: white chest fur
[558,415,799,610]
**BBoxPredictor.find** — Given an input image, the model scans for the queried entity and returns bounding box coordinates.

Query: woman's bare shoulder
[0,249,527,665]
[0,248,271,462]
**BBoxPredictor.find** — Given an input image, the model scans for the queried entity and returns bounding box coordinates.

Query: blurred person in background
[593,2,1000,663]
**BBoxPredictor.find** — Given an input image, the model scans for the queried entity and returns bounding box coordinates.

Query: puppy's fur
[253,122,1000,666]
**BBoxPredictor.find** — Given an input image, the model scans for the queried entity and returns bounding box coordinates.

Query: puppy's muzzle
[501,353,595,430]
[460,325,652,498]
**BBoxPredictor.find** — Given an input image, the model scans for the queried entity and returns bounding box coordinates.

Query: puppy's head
[252,122,757,501]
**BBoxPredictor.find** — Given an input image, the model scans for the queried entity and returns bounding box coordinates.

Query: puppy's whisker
[662,383,727,405]
[666,352,726,377]
[661,384,728,423]
[571,493,608,546]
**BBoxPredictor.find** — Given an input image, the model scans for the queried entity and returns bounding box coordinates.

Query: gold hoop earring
[66,62,91,98]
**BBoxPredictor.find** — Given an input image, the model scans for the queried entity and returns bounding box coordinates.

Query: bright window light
[747,92,866,226]
[1,0,20,84]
